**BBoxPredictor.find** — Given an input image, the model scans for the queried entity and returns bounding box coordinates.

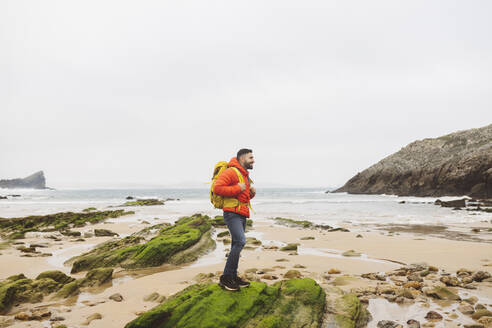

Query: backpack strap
[229,167,254,213]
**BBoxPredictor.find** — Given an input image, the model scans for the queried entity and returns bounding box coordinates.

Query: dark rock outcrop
[0,171,47,189]
[334,124,492,197]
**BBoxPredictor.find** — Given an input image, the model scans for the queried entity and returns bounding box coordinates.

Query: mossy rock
[83,207,97,212]
[79,268,113,287]
[323,286,371,328]
[94,228,119,237]
[341,250,361,257]
[0,271,79,314]
[216,231,230,238]
[424,286,461,301]
[280,243,299,251]
[69,214,214,273]
[35,271,75,285]
[124,278,325,328]
[55,280,80,299]
[271,217,313,229]
[0,210,133,239]
[121,199,164,206]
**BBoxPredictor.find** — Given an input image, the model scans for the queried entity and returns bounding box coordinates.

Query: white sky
[1,0,491,188]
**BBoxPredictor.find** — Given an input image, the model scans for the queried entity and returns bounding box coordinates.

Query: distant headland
[0,171,51,189]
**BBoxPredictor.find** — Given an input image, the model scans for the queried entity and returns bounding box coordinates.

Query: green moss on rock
[0,209,134,239]
[124,278,325,328]
[70,214,214,273]
[0,271,80,314]
[35,271,75,285]
[121,199,164,206]
[79,268,113,287]
[271,217,313,229]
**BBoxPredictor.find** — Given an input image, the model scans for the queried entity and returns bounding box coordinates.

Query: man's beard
[246,163,253,170]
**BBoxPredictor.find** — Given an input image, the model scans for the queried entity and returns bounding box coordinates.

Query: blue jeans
[223,211,246,277]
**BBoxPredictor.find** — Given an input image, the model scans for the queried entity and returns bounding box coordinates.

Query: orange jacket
[213,157,255,218]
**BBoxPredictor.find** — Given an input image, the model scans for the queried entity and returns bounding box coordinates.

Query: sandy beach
[1,199,491,328]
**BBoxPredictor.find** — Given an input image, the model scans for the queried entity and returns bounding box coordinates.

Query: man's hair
[237,148,253,159]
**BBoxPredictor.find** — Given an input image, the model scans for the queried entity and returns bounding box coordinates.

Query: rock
[464,325,485,328]
[325,291,372,328]
[94,229,119,237]
[472,271,491,282]
[477,316,492,327]
[121,199,164,206]
[14,312,31,320]
[328,268,341,274]
[82,313,102,325]
[125,278,326,328]
[216,231,229,238]
[458,303,475,314]
[424,310,443,320]
[293,264,306,269]
[476,304,487,310]
[342,249,361,257]
[0,171,47,189]
[143,292,161,302]
[356,234,363,238]
[261,274,278,280]
[377,320,402,328]
[407,319,421,328]
[332,124,492,198]
[126,196,134,200]
[407,273,424,282]
[464,296,479,305]
[423,286,461,300]
[472,310,492,320]
[283,270,302,279]
[439,198,466,208]
[440,275,461,286]
[362,272,386,281]
[36,270,75,285]
[300,236,315,240]
[109,293,123,302]
[280,243,299,251]
[55,280,80,298]
[50,316,65,321]
[403,281,422,290]
[271,217,313,229]
[69,214,214,273]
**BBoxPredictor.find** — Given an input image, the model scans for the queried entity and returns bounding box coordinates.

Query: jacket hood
[228,157,249,176]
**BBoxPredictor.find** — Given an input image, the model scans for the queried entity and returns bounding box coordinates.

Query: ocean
[1,188,490,226]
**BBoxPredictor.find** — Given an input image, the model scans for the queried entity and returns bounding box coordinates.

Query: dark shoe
[235,276,250,287]
[219,275,239,291]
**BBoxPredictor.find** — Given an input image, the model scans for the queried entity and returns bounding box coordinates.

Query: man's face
[240,153,254,170]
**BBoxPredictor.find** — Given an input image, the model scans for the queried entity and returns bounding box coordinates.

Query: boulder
[125,278,326,328]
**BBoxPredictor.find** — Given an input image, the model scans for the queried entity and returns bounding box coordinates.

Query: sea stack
[0,171,47,189]
[334,124,492,198]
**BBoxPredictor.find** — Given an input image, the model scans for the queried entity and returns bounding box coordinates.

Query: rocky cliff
[0,171,47,189]
[334,124,492,198]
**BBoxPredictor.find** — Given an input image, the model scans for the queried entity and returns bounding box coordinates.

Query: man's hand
[238,183,246,191]
[250,186,256,197]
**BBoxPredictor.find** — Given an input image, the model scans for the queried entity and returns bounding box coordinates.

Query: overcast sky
[1,0,491,188]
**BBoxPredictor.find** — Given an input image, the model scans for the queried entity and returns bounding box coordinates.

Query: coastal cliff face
[334,124,492,198]
[0,171,46,189]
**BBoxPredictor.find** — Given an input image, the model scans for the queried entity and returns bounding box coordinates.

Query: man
[213,148,256,291]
